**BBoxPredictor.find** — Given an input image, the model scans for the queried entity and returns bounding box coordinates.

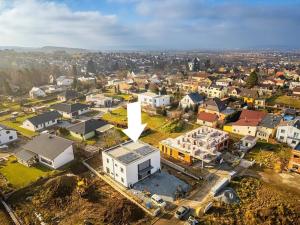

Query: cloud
[0,0,134,49]
[0,0,299,50]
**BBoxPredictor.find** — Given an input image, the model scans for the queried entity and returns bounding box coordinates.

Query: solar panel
[117,152,141,164]
[134,146,155,156]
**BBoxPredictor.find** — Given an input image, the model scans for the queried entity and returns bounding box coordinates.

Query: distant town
[0,47,300,224]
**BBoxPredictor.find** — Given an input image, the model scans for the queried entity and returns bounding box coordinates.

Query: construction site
[5,167,151,225]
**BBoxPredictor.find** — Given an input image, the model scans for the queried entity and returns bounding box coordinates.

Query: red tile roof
[198,112,218,122]
[233,110,267,127]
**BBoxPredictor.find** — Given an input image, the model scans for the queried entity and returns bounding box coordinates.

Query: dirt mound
[103,199,145,225]
[41,174,77,200]
[202,177,300,224]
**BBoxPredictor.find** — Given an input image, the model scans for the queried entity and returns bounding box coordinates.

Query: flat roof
[104,141,158,165]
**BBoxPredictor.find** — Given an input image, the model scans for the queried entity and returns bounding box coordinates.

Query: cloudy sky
[0,0,299,50]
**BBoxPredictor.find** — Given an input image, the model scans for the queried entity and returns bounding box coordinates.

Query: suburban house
[57,90,80,102]
[276,118,300,148]
[239,135,258,152]
[180,92,204,109]
[102,141,161,187]
[198,98,235,121]
[56,76,73,86]
[292,87,300,97]
[288,147,300,173]
[241,88,259,105]
[29,87,46,98]
[159,126,229,165]
[228,87,241,98]
[21,111,61,132]
[199,84,227,99]
[52,103,90,119]
[256,114,282,141]
[15,134,74,169]
[138,92,170,108]
[0,125,18,146]
[86,93,113,107]
[67,119,108,140]
[224,110,267,136]
[197,112,218,128]
[216,78,232,87]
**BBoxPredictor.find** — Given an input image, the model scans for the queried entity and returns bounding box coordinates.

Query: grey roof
[117,152,141,164]
[52,102,89,113]
[15,149,37,162]
[259,114,282,129]
[187,92,204,103]
[67,119,107,135]
[203,98,227,112]
[22,134,73,160]
[27,111,60,126]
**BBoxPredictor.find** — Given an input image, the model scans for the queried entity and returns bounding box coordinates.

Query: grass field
[245,141,291,170]
[0,156,55,189]
[267,95,300,109]
[0,113,37,138]
[102,107,198,146]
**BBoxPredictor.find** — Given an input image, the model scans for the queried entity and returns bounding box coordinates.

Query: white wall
[22,119,58,131]
[0,129,18,145]
[38,145,74,169]
[102,150,161,187]
[232,125,257,136]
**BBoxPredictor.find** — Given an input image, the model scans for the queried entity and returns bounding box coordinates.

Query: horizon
[0,0,300,50]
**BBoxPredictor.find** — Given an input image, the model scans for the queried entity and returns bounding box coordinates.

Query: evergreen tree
[246,71,259,88]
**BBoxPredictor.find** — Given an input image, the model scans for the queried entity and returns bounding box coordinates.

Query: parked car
[151,194,167,208]
[185,216,199,225]
[175,206,190,219]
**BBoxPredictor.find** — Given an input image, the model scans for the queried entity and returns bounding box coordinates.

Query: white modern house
[276,118,300,148]
[102,141,161,188]
[21,111,61,132]
[15,134,74,169]
[52,103,90,119]
[138,92,170,108]
[0,125,18,146]
[86,93,113,107]
[29,87,46,98]
[56,76,73,86]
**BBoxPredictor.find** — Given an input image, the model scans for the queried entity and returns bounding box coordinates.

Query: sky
[0,0,300,50]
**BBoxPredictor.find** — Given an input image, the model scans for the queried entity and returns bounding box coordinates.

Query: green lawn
[0,113,38,138]
[267,95,300,109]
[102,107,198,146]
[0,157,55,189]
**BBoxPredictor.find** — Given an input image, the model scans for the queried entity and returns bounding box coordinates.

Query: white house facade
[0,125,18,146]
[138,92,170,108]
[102,141,161,187]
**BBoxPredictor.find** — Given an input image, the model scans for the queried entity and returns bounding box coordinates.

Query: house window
[106,167,110,173]
[9,136,13,140]
[280,129,285,133]
[106,158,109,163]
[294,133,299,138]
[120,167,124,173]
[121,177,124,183]
[40,157,52,166]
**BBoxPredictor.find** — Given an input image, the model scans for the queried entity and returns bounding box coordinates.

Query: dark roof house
[52,103,89,114]
[26,111,61,127]
[67,119,107,136]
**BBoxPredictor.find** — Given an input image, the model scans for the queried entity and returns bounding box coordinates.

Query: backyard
[102,107,198,146]
[0,113,37,138]
[245,141,291,171]
[0,156,55,189]
[267,95,300,109]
